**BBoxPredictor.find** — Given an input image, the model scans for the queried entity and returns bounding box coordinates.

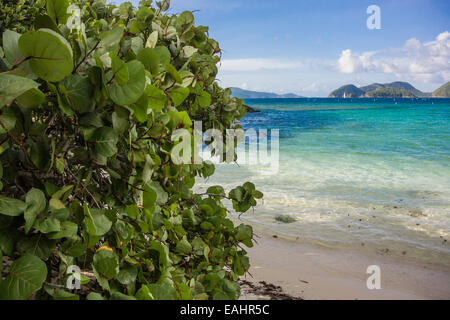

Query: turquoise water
[199,98,450,266]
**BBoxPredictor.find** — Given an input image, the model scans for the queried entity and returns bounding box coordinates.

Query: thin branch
[0,117,32,165]
[66,167,101,209]
[73,40,100,73]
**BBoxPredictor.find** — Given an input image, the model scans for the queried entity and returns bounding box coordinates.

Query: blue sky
[115,0,450,96]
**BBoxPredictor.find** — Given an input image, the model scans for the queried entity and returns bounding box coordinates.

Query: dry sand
[239,227,450,300]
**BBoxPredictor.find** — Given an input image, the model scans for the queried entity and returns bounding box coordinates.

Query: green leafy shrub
[0,0,262,300]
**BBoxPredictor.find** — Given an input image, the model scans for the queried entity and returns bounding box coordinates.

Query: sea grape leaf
[147,181,168,205]
[177,11,194,26]
[24,188,47,234]
[110,54,129,85]
[89,209,113,236]
[137,48,159,77]
[181,46,197,58]
[0,196,27,216]
[130,94,149,123]
[0,232,14,256]
[198,91,211,108]
[146,85,167,112]
[50,289,79,300]
[145,31,159,49]
[135,285,154,300]
[0,74,39,108]
[46,221,78,239]
[153,46,171,69]
[137,6,154,21]
[34,14,59,32]
[107,60,146,106]
[15,88,46,109]
[167,110,192,129]
[60,75,93,112]
[87,293,106,300]
[176,237,192,255]
[100,26,124,52]
[30,140,50,171]
[117,265,138,285]
[148,281,177,300]
[18,28,74,82]
[91,126,119,157]
[93,249,119,280]
[2,29,23,67]
[164,63,182,84]
[83,203,97,236]
[46,0,70,25]
[157,0,171,12]
[0,109,16,134]
[168,87,190,106]
[0,255,47,300]
[16,236,56,260]
[35,217,61,234]
[126,204,140,220]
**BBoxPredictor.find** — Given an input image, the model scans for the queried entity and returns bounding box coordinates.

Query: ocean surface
[198,98,450,266]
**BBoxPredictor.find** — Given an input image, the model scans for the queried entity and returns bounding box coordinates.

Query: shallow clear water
[198,98,450,266]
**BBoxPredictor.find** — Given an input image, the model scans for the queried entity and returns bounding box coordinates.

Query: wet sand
[239,228,450,300]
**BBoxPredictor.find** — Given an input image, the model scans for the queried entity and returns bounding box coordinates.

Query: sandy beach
[239,225,450,300]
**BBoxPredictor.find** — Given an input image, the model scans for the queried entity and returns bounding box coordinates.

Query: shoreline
[239,223,450,300]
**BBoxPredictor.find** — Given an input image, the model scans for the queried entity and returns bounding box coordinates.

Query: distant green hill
[359,83,384,93]
[231,87,302,99]
[384,82,430,97]
[364,87,416,98]
[328,85,365,98]
[432,82,450,98]
[329,81,432,98]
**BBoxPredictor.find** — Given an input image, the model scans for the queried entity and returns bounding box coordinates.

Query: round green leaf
[164,63,182,84]
[60,75,94,112]
[168,87,190,106]
[146,85,167,112]
[90,209,113,236]
[91,127,119,157]
[137,48,159,77]
[24,188,47,233]
[198,91,211,108]
[0,255,47,300]
[46,0,69,25]
[154,46,171,69]
[0,196,27,216]
[111,55,129,85]
[0,109,16,134]
[107,60,146,106]
[15,88,46,109]
[18,28,74,82]
[17,236,55,260]
[2,29,23,67]
[0,74,39,108]
[100,26,124,52]
[93,249,119,280]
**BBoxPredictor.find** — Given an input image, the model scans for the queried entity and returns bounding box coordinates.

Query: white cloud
[302,82,320,93]
[219,59,304,71]
[337,49,359,73]
[337,31,450,84]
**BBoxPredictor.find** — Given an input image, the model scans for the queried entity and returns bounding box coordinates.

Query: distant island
[231,82,450,99]
[328,82,440,98]
[432,82,450,98]
[231,87,303,99]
